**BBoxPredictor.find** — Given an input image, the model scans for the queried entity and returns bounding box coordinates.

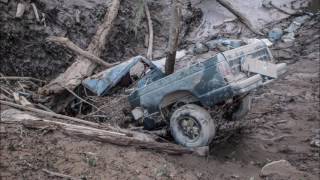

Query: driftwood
[1,109,208,156]
[217,0,263,35]
[165,0,181,75]
[46,36,117,68]
[39,0,121,95]
[144,1,153,60]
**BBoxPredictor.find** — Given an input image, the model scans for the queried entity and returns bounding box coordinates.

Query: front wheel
[170,104,215,147]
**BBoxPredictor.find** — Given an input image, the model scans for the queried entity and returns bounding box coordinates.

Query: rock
[268,27,283,42]
[0,126,6,133]
[282,32,295,43]
[220,39,243,49]
[285,15,310,33]
[260,160,304,179]
[193,42,208,54]
[205,40,219,50]
[262,0,272,8]
[310,129,320,148]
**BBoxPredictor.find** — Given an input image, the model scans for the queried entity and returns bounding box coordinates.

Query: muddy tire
[231,95,252,121]
[170,104,215,147]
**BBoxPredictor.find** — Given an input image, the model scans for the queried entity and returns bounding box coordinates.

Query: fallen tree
[1,108,208,156]
[39,0,121,95]
[217,0,263,35]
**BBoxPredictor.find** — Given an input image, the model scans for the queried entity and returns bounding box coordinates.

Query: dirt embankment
[0,0,200,80]
[0,0,319,179]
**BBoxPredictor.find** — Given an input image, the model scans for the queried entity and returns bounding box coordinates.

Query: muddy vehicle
[128,39,287,147]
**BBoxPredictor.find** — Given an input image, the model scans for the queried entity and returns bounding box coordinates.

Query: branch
[46,36,117,68]
[217,0,263,35]
[1,109,208,156]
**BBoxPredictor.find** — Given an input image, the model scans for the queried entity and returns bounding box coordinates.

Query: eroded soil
[0,0,319,179]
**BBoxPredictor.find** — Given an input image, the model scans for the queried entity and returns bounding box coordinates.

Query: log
[165,0,181,75]
[144,1,153,60]
[1,109,207,156]
[0,100,101,127]
[217,0,263,35]
[46,36,118,68]
[0,100,159,142]
[39,0,121,95]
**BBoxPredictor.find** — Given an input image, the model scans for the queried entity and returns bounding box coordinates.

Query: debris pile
[0,0,318,160]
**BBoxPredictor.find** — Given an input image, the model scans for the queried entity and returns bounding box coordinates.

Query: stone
[193,42,209,54]
[285,15,310,33]
[261,160,304,179]
[268,27,283,41]
[282,32,295,43]
[205,40,219,50]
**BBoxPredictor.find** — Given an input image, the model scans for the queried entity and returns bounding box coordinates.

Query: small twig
[75,9,81,24]
[36,103,55,113]
[60,84,107,115]
[0,76,46,83]
[0,86,13,97]
[31,3,40,22]
[144,1,153,60]
[42,169,80,180]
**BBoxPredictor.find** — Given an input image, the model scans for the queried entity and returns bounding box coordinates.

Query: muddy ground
[1,0,320,179]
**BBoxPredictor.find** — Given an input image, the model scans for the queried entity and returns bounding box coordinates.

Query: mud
[0,0,320,179]
[0,0,200,79]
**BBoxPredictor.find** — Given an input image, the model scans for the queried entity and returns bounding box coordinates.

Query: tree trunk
[1,109,208,156]
[165,0,181,75]
[217,0,263,35]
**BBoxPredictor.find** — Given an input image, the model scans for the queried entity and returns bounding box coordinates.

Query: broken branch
[217,0,263,35]
[31,3,40,22]
[46,36,117,68]
[1,109,207,156]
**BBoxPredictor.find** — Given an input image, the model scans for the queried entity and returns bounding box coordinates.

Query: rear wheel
[170,104,215,147]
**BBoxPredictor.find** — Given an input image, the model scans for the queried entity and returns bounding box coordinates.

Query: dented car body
[83,39,286,147]
[129,39,286,114]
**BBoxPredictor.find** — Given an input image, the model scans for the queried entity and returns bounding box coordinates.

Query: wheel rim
[178,116,201,141]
